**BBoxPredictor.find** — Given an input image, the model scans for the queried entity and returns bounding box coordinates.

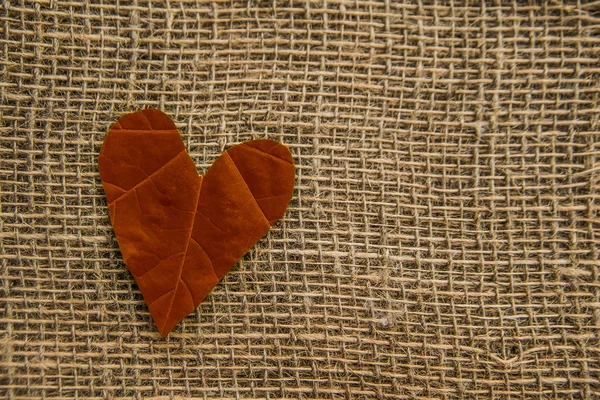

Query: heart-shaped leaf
[99,109,295,336]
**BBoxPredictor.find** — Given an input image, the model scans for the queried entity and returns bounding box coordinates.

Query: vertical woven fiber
[1,1,599,398]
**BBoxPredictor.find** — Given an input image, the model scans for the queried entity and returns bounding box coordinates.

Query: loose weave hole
[1,1,600,399]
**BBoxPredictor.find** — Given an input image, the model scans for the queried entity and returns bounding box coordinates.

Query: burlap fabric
[2,1,600,398]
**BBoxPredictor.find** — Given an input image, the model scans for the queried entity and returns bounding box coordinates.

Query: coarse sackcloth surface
[1,1,600,399]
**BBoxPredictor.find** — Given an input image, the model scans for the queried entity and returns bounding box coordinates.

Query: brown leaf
[99,109,295,336]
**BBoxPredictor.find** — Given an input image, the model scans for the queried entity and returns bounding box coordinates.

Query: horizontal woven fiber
[1,0,599,399]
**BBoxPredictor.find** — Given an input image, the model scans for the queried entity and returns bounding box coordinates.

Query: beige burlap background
[1,1,600,399]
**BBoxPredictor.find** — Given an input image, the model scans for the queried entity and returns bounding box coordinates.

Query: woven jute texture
[2,1,600,399]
